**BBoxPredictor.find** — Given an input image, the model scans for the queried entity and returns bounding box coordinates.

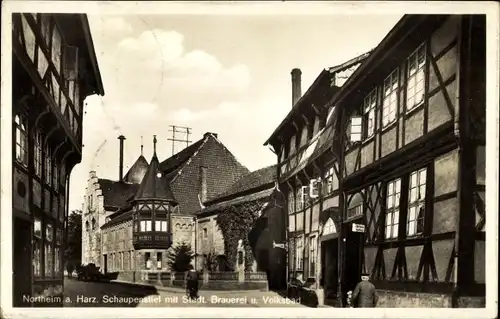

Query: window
[54,246,61,276]
[91,218,96,231]
[157,252,162,269]
[34,130,43,176]
[383,69,399,127]
[203,227,208,238]
[85,221,90,232]
[407,168,426,236]
[289,215,296,232]
[309,236,317,278]
[140,220,152,232]
[295,237,303,271]
[33,218,42,277]
[347,204,363,218]
[14,114,28,166]
[406,44,426,112]
[363,89,377,139]
[350,116,362,142]
[63,45,79,107]
[323,167,338,195]
[385,179,401,239]
[297,186,308,211]
[45,223,53,277]
[130,251,134,270]
[145,252,151,269]
[155,220,168,232]
[44,145,52,185]
[323,218,337,235]
[288,191,295,214]
[52,163,59,189]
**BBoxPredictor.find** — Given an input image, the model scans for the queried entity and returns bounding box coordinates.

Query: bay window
[385,179,401,239]
[407,168,426,236]
[383,69,399,127]
[406,43,426,112]
[14,114,28,166]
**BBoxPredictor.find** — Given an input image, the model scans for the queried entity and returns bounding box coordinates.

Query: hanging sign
[352,223,365,233]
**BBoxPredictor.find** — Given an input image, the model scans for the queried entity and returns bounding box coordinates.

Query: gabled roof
[209,164,277,203]
[97,179,139,209]
[159,139,204,175]
[124,155,149,184]
[134,152,177,203]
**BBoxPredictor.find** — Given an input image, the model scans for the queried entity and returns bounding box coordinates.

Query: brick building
[11,13,104,307]
[81,132,249,272]
[195,165,281,284]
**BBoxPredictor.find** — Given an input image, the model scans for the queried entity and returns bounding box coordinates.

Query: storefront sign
[352,223,365,233]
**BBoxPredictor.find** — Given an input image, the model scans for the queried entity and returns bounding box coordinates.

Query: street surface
[63,278,307,308]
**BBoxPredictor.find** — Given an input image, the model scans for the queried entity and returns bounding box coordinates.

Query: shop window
[14,114,28,166]
[407,168,426,236]
[383,68,399,127]
[385,179,401,239]
[406,43,426,112]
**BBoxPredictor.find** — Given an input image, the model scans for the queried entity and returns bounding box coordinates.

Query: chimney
[118,135,126,182]
[199,166,207,203]
[291,68,302,107]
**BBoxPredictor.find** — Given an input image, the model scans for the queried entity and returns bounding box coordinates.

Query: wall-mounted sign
[352,223,365,233]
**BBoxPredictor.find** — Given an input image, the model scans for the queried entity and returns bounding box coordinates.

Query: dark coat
[352,280,378,308]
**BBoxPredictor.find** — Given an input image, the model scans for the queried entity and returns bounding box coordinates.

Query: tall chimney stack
[291,68,302,107]
[118,135,126,182]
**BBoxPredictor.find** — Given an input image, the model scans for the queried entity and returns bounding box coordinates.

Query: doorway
[343,221,364,296]
[103,254,108,273]
[321,238,338,299]
[13,217,32,307]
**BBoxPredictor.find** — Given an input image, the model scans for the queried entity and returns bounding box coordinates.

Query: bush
[166,242,194,272]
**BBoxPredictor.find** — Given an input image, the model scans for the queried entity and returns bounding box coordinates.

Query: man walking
[185,265,199,299]
[351,272,378,308]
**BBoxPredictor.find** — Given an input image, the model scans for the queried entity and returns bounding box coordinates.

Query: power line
[167,125,192,156]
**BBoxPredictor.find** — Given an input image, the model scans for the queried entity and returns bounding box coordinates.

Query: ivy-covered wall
[215,199,266,271]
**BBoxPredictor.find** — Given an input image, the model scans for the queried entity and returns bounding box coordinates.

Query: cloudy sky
[69,12,403,211]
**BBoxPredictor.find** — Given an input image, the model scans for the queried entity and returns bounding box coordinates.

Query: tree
[64,210,82,276]
[203,249,218,271]
[166,242,194,272]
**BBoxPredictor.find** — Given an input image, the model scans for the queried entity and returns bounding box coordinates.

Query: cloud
[89,16,134,37]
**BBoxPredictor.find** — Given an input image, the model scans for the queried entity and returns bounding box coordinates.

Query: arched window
[323,218,337,235]
[14,114,28,166]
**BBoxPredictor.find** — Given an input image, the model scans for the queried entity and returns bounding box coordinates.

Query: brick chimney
[199,166,207,203]
[291,68,302,107]
[118,135,126,182]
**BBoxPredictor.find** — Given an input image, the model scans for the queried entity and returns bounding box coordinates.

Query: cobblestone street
[63,278,307,308]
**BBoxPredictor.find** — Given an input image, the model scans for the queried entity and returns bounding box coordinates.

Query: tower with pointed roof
[132,136,178,250]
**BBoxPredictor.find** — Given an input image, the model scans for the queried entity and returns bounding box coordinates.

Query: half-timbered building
[264,52,370,305]
[329,14,486,307]
[11,13,104,307]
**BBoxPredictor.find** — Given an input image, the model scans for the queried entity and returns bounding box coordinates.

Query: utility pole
[167,125,192,156]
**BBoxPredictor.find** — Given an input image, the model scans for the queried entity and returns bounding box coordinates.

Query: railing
[209,271,238,281]
[245,272,268,281]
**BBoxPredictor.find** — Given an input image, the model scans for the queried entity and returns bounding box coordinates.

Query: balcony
[133,231,171,250]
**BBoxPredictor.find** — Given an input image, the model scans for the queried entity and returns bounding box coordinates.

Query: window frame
[382,68,399,128]
[406,43,426,113]
[309,235,317,278]
[14,114,28,166]
[407,168,427,237]
[33,218,42,278]
[295,236,304,271]
[363,88,378,140]
[385,178,401,240]
[349,116,363,143]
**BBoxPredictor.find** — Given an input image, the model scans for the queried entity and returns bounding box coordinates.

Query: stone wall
[376,290,453,307]
[196,214,225,257]
[82,171,105,267]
